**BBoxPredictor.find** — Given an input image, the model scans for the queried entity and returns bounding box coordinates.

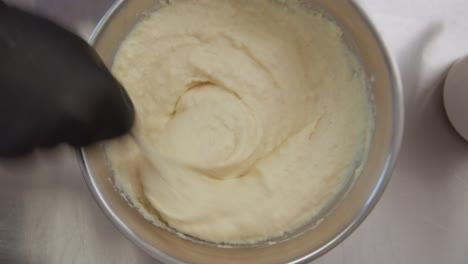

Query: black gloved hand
[0,1,134,157]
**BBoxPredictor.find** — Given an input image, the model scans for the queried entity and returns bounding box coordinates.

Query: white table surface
[1,1,467,263]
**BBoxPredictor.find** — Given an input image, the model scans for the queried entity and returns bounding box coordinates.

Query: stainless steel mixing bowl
[78,0,403,263]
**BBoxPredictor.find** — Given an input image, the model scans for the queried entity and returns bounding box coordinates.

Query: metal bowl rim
[78,0,404,263]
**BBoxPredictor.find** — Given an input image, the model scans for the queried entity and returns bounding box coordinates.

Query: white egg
[444,55,468,141]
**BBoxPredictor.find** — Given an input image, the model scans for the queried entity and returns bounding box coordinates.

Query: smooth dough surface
[107,0,373,244]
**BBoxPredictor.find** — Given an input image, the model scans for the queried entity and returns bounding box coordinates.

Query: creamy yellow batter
[106,0,373,244]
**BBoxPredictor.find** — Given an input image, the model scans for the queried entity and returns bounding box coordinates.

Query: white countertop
[1,1,467,263]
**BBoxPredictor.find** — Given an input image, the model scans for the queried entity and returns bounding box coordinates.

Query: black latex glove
[0,1,135,157]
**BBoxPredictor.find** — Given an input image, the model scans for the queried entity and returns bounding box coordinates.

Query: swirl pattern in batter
[106,0,373,244]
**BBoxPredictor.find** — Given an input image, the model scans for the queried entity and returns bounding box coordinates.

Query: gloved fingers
[0,4,135,158]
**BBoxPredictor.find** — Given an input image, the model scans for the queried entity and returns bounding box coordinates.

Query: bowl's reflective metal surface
[78,0,404,263]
